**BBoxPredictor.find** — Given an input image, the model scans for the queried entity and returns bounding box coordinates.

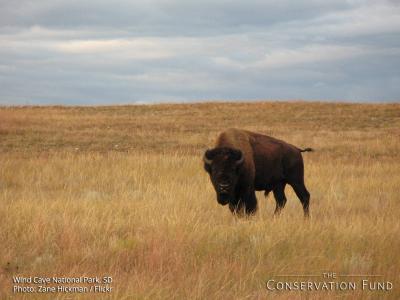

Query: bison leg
[244,191,257,215]
[229,200,245,215]
[229,192,257,216]
[273,183,287,216]
[290,182,310,218]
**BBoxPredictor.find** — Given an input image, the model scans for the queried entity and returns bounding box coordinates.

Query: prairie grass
[0,101,399,299]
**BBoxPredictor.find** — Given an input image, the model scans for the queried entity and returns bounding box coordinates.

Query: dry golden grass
[0,101,399,299]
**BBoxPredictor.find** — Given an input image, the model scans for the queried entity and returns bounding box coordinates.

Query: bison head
[203,147,244,205]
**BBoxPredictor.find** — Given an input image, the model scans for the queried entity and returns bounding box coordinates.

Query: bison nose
[218,183,230,193]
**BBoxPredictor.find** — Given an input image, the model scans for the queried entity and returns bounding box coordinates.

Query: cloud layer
[1,0,399,104]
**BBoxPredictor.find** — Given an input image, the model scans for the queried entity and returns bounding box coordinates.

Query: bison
[203,128,313,217]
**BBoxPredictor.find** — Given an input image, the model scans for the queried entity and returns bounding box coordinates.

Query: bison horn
[203,151,213,165]
[236,152,244,165]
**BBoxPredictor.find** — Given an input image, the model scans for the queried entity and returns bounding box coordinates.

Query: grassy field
[0,101,399,299]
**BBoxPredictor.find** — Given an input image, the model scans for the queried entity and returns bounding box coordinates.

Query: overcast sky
[0,0,399,105]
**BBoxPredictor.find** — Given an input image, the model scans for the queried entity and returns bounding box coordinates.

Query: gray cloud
[0,0,399,104]
[0,1,351,33]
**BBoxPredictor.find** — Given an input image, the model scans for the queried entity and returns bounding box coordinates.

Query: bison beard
[203,128,312,217]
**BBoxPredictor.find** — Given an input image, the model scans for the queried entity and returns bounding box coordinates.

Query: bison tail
[300,147,313,152]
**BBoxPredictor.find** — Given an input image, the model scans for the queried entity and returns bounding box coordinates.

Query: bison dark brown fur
[203,128,313,217]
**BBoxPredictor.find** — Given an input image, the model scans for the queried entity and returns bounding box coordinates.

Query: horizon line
[1,98,399,108]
